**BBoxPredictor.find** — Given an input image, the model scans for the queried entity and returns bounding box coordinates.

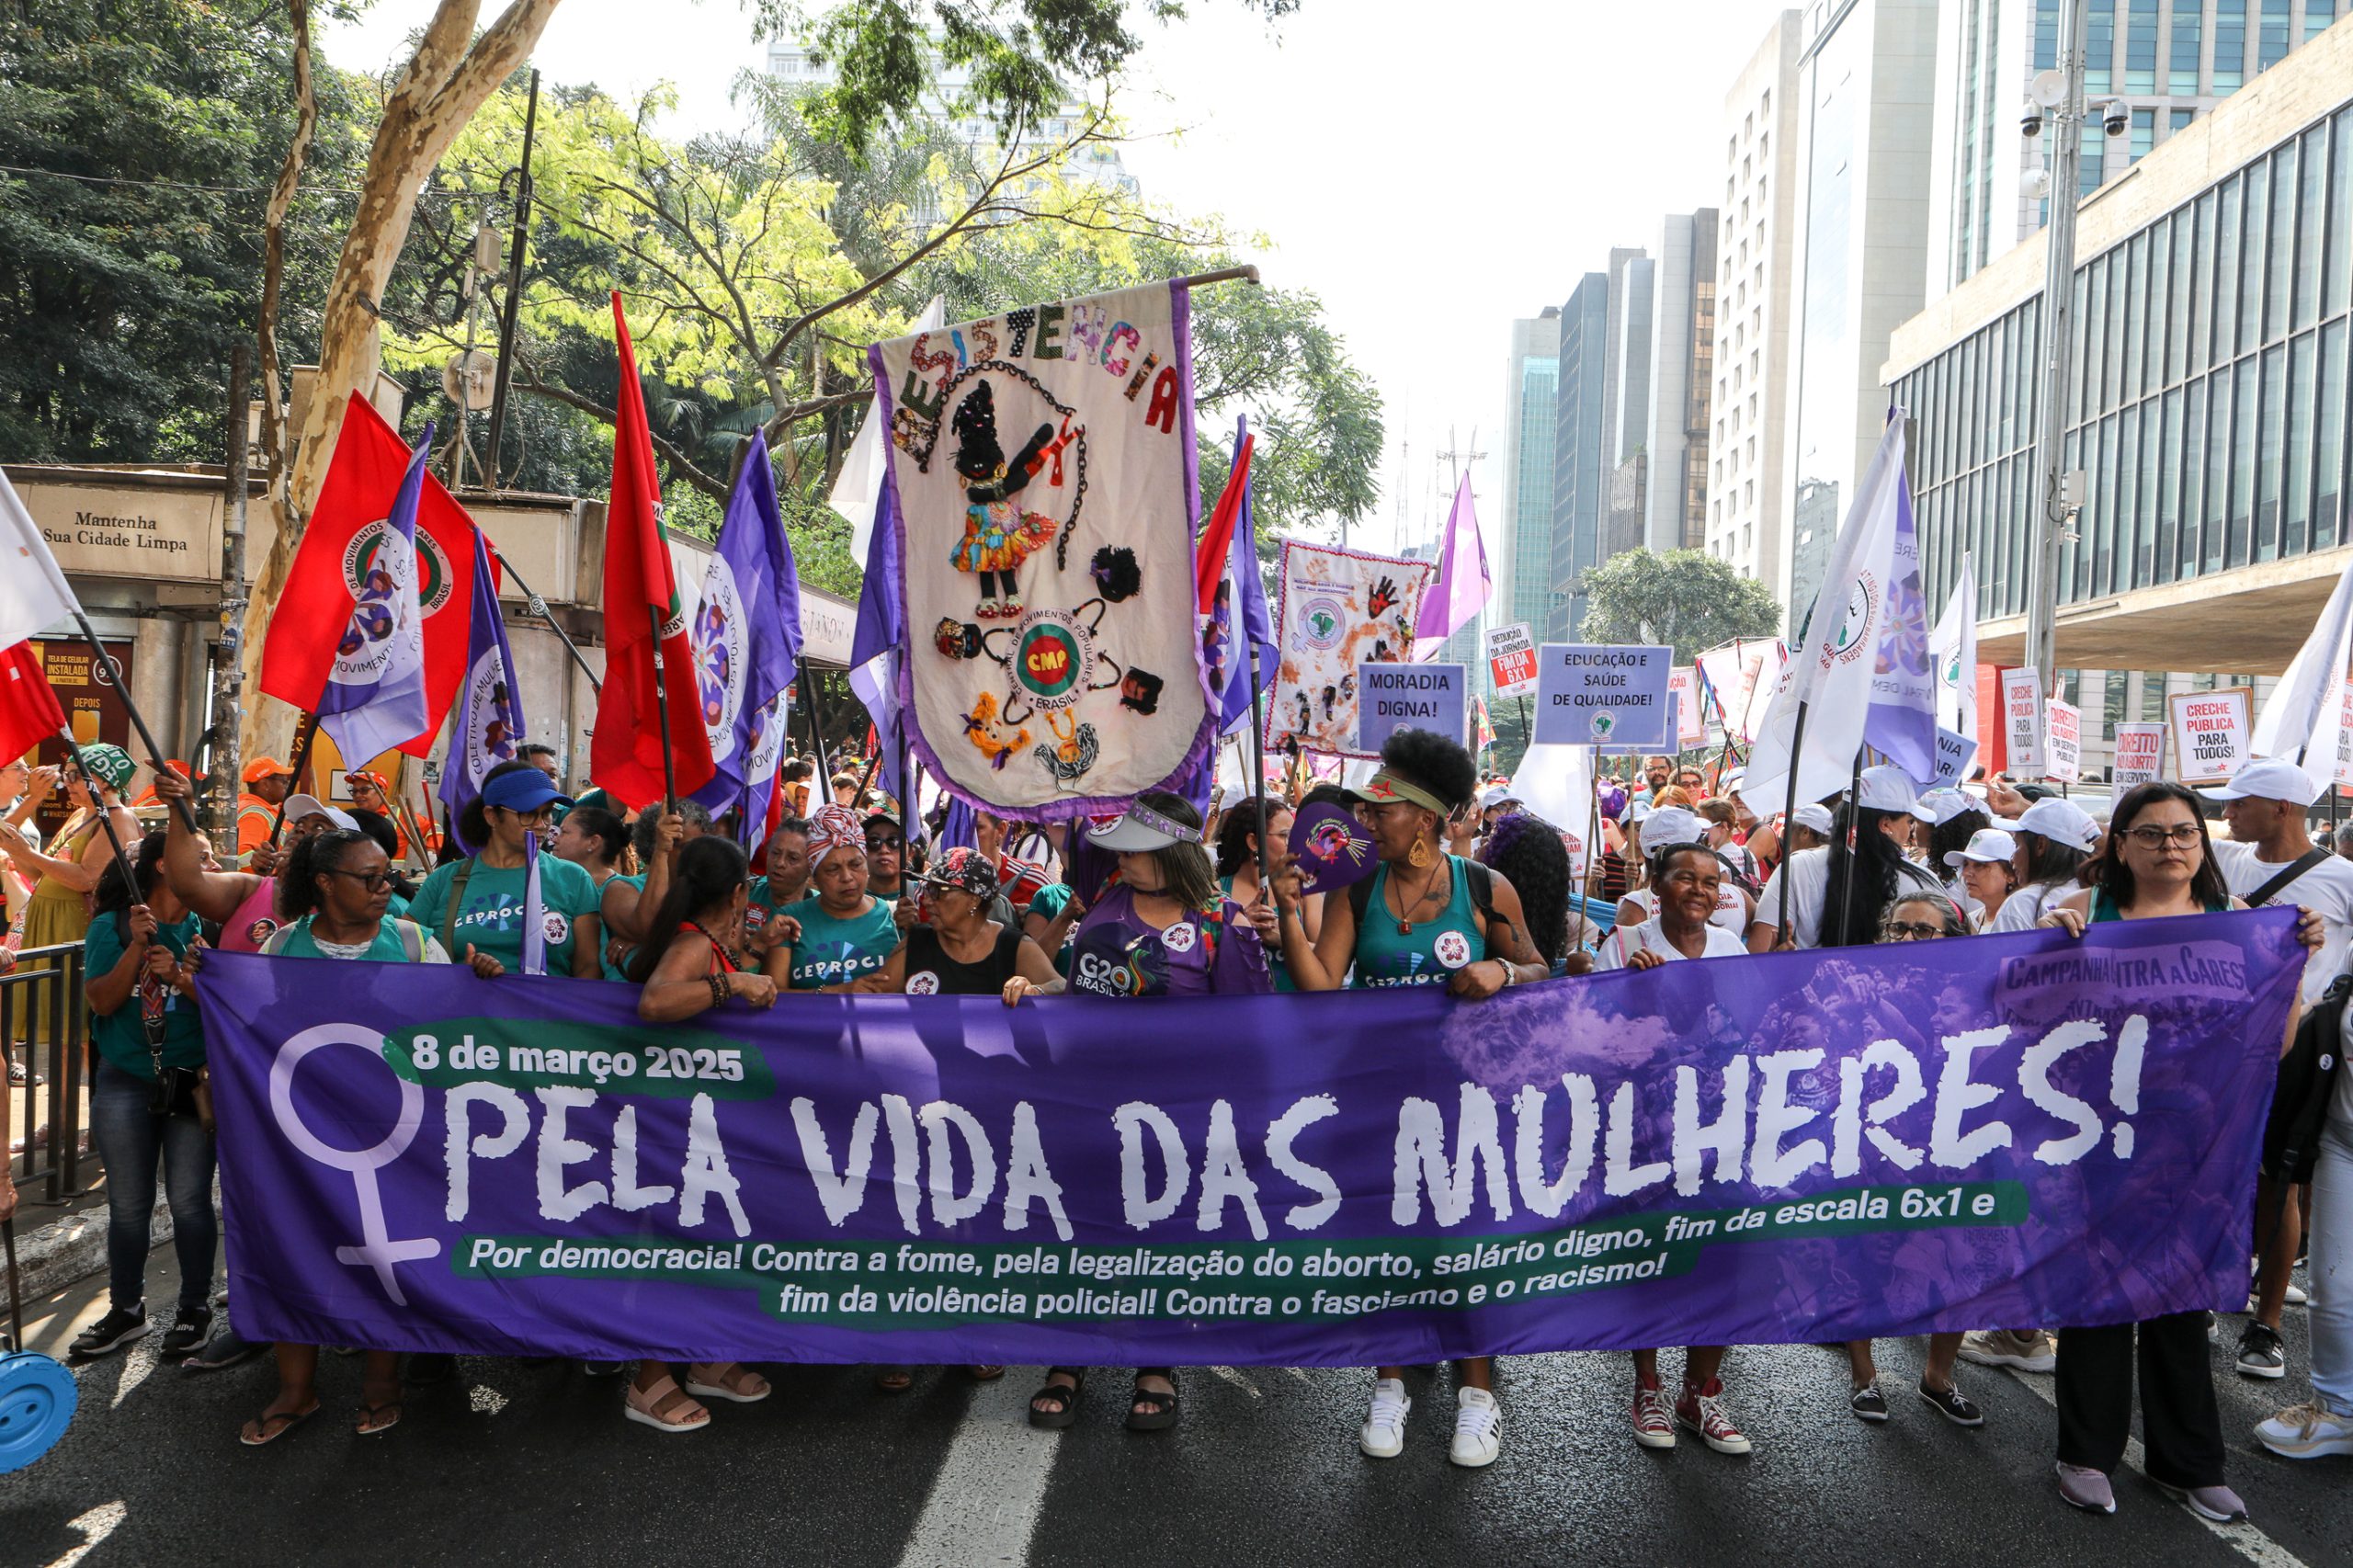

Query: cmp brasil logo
[343,519,454,619]
[1011,611,1089,710]
[1828,572,1879,666]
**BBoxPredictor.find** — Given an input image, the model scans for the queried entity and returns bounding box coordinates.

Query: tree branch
[510,373,731,499]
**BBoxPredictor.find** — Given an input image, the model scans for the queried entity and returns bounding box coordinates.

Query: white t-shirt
[2214,840,2353,1005]
[1620,881,1751,936]
[1986,879,2078,935]
[1595,917,1748,968]
[1753,846,1941,949]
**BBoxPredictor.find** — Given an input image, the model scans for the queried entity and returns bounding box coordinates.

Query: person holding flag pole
[1195,418,1276,898]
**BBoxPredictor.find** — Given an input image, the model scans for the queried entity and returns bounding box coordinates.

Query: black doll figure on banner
[949,381,1060,619]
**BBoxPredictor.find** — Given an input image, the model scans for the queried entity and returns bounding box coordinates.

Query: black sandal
[1028,1368,1086,1429]
[1125,1370,1179,1432]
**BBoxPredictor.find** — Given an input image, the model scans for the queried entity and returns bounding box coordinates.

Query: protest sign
[1934,725,1979,788]
[1533,644,1673,749]
[2168,687,2252,786]
[1358,662,1465,753]
[199,912,2299,1365]
[1485,623,1538,699]
[2334,683,2353,793]
[2045,698,2082,785]
[2112,722,2165,788]
[1999,667,2043,778]
[1268,541,1432,760]
[1669,668,1704,746]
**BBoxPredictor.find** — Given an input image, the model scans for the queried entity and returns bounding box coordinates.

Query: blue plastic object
[0,1351,77,1473]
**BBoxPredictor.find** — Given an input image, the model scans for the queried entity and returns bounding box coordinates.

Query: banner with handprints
[1267,540,1432,760]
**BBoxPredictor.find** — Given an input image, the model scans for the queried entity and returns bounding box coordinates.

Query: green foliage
[0,0,365,462]
[763,0,1300,154]
[1575,548,1784,664]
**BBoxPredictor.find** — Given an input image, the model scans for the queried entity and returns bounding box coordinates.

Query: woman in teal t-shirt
[765,806,896,992]
[1272,728,1547,1473]
[1213,795,1305,992]
[72,831,216,1368]
[414,761,602,978]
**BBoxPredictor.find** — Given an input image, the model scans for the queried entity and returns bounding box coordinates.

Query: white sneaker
[1958,1328,2056,1372]
[1359,1378,1411,1460]
[2255,1400,2353,1459]
[1449,1385,1501,1469]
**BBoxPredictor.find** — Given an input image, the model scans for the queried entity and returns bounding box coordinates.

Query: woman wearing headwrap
[766,806,900,992]
[0,744,139,1057]
[1270,728,1548,1471]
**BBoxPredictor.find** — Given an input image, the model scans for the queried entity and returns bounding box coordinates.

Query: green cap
[75,743,135,793]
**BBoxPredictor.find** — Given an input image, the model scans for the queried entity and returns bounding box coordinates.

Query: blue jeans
[88,1060,217,1314]
[2311,1118,2353,1417]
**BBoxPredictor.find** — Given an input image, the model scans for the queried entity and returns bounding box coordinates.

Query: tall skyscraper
[1783,0,1941,622]
[1643,210,1721,552]
[1499,312,1560,638]
[1707,12,1804,608]
[1928,0,2349,299]
[1551,266,1621,639]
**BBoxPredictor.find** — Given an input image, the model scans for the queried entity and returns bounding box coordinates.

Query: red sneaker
[1631,1373,1676,1449]
[1674,1376,1753,1455]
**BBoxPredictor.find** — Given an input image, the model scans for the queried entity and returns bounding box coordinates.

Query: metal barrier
[2,942,89,1204]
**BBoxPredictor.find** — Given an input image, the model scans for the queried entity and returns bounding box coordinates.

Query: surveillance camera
[2101,98,2130,137]
[2021,101,2044,138]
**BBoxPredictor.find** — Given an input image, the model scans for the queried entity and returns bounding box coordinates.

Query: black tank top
[903,922,1024,995]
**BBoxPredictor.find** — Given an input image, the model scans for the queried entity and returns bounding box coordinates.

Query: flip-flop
[967,1365,1006,1382]
[239,1402,320,1448]
[874,1366,915,1393]
[354,1400,403,1437]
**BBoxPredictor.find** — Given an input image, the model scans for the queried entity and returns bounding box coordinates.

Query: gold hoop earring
[1408,836,1433,869]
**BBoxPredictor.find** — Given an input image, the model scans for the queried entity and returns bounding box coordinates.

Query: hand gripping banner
[197,910,2300,1368]
[870,283,1213,820]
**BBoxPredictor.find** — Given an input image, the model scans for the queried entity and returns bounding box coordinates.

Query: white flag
[1929,553,1978,742]
[0,468,77,648]
[832,295,946,562]
[1744,415,1910,812]
[2252,553,2353,768]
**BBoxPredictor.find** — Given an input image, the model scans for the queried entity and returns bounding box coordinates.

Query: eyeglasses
[325,868,397,892]
[1885,922,1947,941]
[2123,823,2203,847]
[865,835,904,851]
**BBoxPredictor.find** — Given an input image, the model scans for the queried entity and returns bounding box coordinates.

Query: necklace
[1387,862,1449,935]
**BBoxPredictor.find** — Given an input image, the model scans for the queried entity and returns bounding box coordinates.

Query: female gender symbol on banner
[267,1023,440,1306]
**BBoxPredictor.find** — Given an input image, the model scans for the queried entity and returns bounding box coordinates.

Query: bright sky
[322,1,1784,553]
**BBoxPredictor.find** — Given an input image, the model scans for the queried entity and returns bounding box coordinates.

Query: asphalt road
[2,1244,2347,1568]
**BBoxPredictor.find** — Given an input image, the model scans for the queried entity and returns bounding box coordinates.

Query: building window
[2170,2,2202,94]
[2215,0,2247,90]
[2036,0,2061,70]
[2170,107,2195,139]
[2258,0,2291,68]
[2130,108,2154,164]
[2080,122,2107,198]
[2308,0,2337,42]
[2086,0,2116,91]
[2125,0,2157,93]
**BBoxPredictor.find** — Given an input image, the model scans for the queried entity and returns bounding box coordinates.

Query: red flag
[0,642,65,765]
[590,293,716,808]
[1193,433,1256,614]
[258,393,484,755]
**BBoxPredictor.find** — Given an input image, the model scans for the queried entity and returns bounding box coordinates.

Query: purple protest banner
[195,910,2301,1367]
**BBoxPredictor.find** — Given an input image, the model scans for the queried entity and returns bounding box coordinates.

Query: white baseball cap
[281,794,358,833]
[1916,787,1983,826]
[2203,756,2323,806]
[1480,784,1523,811]
[1641,806,1704,849]
[1791,802,1836,836]
[2017,796,2101,852]
[1855,765,1936,822]
[1942,827,2018,869]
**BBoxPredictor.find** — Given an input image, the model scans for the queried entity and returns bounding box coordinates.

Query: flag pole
[796,660,831,774]
[489,544,601,694]
[265,710,323,846]
[1576,744,1605,957]
[1831,747,1866,946]
[1245,639,1273,899]
[1772,699,1813,943]
[61,611,201,841]
[647,605,678,810]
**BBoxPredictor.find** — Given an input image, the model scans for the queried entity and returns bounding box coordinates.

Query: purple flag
[1862,416,1938,784]
[316,423,433,765]
[690,432,803,838]
[848,450,906,807]
[1414,468,1490,646]
[438,525,526,856]
[1208,415,1278,735]
[197,908,2298,1365]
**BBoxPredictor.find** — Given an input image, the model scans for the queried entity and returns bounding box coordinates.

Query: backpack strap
[1462,858,1496,947]
[438,859,477,958]
[392,917,426,963]
[2246,847,2331,908]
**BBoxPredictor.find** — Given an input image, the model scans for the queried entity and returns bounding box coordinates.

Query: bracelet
[707,973,729,1007]
[1497,960,1517,989]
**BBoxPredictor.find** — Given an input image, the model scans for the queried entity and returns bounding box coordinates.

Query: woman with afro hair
[1272,726,1549,1471]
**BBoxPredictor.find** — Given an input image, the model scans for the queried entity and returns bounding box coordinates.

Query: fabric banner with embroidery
[869,282,1211,821]
[1267,540,1433,760]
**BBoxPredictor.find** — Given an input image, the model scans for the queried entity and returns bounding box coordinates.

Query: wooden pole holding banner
[1171,265,1261,290]
[1244,635,1273,901]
